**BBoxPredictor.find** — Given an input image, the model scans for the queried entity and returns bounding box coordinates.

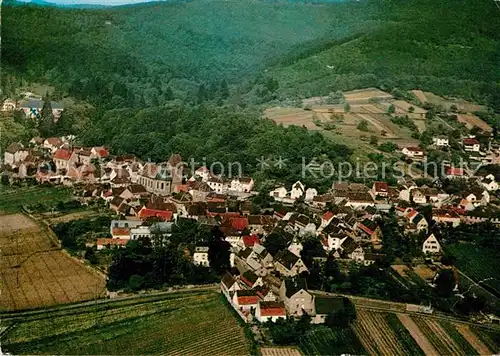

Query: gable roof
[241,270,259,287]
[53,149,72,161]
[221,272,237,289]
[235,290,259,305]
[275,250,300,270]
[5,142,24,154]
[259,301,286,317]
[284,278,308,298]
[139,208,173,221]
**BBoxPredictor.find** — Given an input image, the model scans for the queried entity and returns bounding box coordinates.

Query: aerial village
[2,121,500,326]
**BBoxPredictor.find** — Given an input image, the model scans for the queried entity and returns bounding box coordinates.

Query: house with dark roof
[279,278,314,316]
[274,250,308,277]
[4,142,28,167]
[240,270,263,289]
[221,272,241,301]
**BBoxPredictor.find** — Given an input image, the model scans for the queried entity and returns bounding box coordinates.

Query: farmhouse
[280,278,314,316]
[221,272,241,301]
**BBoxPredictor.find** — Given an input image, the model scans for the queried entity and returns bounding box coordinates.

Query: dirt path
[455,324,492,355]
[397,313,439,356]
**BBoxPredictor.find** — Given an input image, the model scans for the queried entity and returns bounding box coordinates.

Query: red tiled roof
[231,217,248,231]
[94,147,109,157]
[53,149,71,161]
[374,181,388,192]
[405,146,423,152]
[243,235,260,247]
[463,138,479,145]
[260,305,286,317]
[97,238,128,246]
[112,227,130,236]
[322,211,334,222]
[139,208,173,221]
[407,209,418,219]
[446,167,464,176]
[238,296,259,305]
[358,223,374,235]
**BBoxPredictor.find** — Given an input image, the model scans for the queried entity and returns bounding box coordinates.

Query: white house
[274,250,308,277]
[305,188,318,201]
[270,186,287,199]
[290,181,305,200]
[2,99,17,111]
[255,301,287,323]
[402,146,424,159]
[230,177,254,192]
[207,176,226,194]
[422,233,441,254]
[288,237,303,257]
[463,138,480,152]
[481,174,498,191]
[195,166,211,181]
[20,99,64,119]
[3,142,28,166]
[432,136,449,147]
[193,246,210,267]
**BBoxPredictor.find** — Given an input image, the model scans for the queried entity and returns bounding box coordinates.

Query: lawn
[0,186,73,214]
[2,290,252,355]
[445,243,500,296]
[299,325,365,356]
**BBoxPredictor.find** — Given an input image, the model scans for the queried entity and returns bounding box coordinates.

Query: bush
[357,120,369,131]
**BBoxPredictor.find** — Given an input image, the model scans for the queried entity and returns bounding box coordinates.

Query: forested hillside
[1,0,381,107]
[265,0,500,110]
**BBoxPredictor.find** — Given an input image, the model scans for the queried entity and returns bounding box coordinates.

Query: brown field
[343,88,393,103]
[260,347,302,356]
[412,90,428,103]
[352,310,408,356]
[0,213,105,311]
[455,114,492,132]
[455,324,492,355]
[413,264,438,281]
[264,107,319,130]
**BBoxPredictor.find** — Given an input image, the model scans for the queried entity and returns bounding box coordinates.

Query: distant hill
[9,0,110,8]
[2,0,499,110]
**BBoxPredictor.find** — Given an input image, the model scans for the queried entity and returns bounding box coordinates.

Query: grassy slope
[445,243,500,296]
[3,291,251,355]
[0,186,73,214]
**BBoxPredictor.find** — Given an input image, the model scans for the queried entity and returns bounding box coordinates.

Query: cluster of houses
[2,96,64,119]
[2,134,500,322]
[401,135,500,165]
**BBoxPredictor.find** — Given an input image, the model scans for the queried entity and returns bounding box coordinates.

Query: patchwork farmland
[265,88,423,153]
[2,290,252,355]
[0,213,105,311]
[352,309,500,356]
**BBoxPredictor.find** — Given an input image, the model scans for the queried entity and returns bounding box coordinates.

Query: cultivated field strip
[3,291,251,355]
[353,310,406,356]
[455,324,492,355]
[0,214,105,311]
[412,316,467,356]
